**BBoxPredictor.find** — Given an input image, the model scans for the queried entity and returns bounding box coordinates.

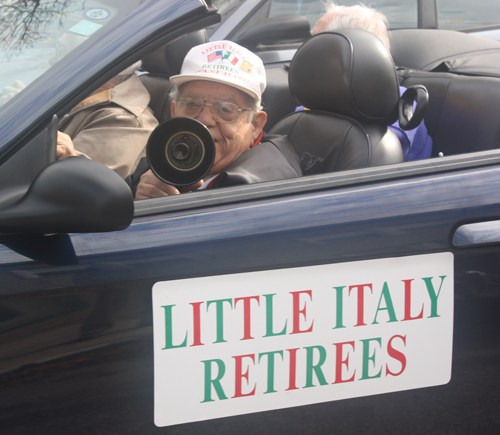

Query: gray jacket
[59,74,158,178]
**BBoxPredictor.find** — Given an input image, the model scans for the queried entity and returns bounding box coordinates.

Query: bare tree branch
[0,0,77,55]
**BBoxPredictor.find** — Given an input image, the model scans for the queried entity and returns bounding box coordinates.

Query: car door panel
[1,162,500,432]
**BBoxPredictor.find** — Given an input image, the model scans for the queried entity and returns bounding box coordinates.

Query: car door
[2,148,500,433]
[2,2,500,434]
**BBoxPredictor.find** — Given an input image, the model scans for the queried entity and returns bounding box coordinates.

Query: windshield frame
[0,0,217,160]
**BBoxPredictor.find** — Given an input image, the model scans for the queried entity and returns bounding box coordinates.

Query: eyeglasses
[174,98,252,124]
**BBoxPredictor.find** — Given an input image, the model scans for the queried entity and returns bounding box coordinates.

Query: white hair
[312,2,391,50]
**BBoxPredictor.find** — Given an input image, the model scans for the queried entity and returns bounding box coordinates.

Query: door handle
[452,220,500,247]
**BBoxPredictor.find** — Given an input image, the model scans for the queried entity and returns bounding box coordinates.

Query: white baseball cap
[169,41,266,102]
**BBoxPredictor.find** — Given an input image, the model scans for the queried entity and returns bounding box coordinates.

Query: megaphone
[146,117,215,187]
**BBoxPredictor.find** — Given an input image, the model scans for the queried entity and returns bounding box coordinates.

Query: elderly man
[308,2,432,162]
[131,40,301,199]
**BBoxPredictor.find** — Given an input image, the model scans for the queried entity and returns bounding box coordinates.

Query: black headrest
[289,29,400,125]
[141,30,208,76]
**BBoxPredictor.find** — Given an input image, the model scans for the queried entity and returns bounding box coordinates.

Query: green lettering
[263,294,287,337]
[201,359,228,402]
[333,286,346,329]
[422,276,446,318]
[258,350,284,394]
[207,298,233,343]
[372,282,398,324]
[360,337,382,380]
[304,346,328,388]
[161,305,187,349]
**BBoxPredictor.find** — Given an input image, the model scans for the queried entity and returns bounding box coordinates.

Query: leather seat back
[270,29,404,175]
[140,30,208,123]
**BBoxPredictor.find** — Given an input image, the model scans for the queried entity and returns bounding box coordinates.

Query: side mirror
[147,117,215,187]
[0,157,133,234]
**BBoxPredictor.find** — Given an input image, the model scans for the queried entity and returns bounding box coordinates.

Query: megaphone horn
[146,117,215,187]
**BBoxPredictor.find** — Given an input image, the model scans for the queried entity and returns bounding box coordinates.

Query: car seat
[391,29,500,157]
[140,30,209,123]
[269,29,406,175]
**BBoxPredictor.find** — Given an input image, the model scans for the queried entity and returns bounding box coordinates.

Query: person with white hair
[306,2,432,162]
[57,61,159,178]
[312,2,391,48]
[132,40,302,199]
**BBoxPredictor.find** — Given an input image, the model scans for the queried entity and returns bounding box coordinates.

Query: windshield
[0,0,140,108]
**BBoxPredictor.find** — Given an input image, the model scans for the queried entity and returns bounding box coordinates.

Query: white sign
[153,252,454,427]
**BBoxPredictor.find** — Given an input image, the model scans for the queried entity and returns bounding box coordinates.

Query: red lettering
[232,354,256,398]
[190,301,204,346]
[290,290,314,334]
[402,279,424,321]
[286,348,300,391]
[386,335,407,376]
[332,341,356,384]
[349,284,373,327]
[235,296,260,340]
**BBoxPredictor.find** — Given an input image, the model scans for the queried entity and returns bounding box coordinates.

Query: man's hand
[135,169,203,199]
[57,131,77,159]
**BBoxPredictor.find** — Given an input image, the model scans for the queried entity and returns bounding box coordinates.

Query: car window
[212,0,248,22]
[268,0,419,30]
[207,0,249,37]
[437,0,500,31]
[266,0,500,32]
[0,0,142,109]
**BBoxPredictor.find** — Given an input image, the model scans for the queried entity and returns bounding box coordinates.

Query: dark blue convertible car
[1,0,500,433]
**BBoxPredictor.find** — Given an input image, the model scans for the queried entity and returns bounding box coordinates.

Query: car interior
[267,29,406,174]
[260,28,500,160]
[137,21,500,184]
[391,29,500,157]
